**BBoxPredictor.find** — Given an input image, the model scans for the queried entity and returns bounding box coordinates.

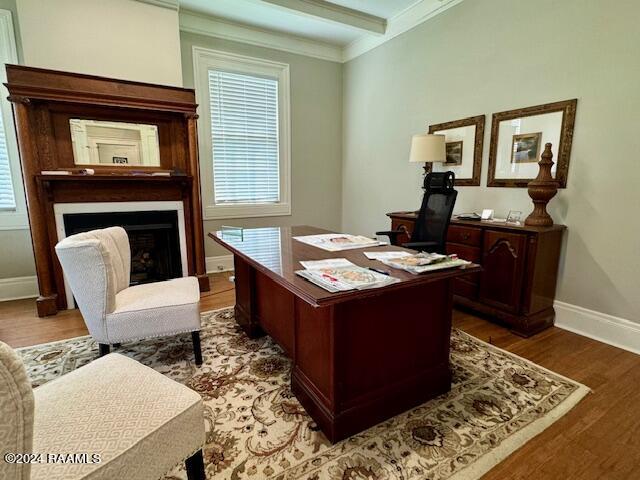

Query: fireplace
[6,65,209,317]
[63,210,182,285]
[54,201,189,309]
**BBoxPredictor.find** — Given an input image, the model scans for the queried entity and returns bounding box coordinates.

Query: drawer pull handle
[462,233,470,240]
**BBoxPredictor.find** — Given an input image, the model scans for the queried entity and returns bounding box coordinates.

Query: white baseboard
[0,257,235,303]
[0,276,38,302]
[555,301,640,355]
[206,255,234,274]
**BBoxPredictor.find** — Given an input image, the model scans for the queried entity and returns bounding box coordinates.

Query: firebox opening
[63,210,182,286]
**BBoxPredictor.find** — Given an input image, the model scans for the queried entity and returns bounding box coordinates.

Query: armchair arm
[375,229,404,246]
[402,241,439,252]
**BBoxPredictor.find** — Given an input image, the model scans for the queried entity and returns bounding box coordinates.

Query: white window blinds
[208,70,280,205]
[0,107,16,211]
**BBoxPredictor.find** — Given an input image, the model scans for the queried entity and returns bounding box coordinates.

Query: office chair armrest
[402,241,439,251]
[375,230,404,246]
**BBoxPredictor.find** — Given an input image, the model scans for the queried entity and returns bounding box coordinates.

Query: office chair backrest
[411,171,457,254]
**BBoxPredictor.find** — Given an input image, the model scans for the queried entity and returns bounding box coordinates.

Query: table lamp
[409,134,446,175]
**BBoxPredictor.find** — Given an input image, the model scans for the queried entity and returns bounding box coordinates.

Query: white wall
[342,0,640,323]
[17,0,183,86]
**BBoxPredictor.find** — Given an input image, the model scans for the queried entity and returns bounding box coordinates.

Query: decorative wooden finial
[525,143,558,226]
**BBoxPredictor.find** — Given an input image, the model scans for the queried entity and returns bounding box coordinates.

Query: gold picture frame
[427,115,485,186]
[488,99,577,188]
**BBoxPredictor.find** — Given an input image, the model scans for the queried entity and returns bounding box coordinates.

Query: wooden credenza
[387,212,566,337]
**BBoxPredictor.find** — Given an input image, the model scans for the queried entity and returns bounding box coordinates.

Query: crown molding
[343,0,467,61]
[179,0,467,64]
[131,0,180,11]
[259,0,386,34]
[179,9,344,63]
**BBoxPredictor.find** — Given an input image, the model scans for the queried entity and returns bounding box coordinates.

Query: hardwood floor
[0,272,236,348]
[1,275,638,479]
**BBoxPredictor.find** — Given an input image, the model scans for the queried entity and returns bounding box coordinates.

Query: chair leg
[185,449,205,480]
[192,331,203,366]
[98,344,110,357]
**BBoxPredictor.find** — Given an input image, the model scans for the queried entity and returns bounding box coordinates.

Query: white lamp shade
[409,134,446,163]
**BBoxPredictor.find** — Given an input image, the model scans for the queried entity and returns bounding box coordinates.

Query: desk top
[209,225,480,307]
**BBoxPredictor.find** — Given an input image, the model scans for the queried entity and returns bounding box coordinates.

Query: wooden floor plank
[0,278,638,479]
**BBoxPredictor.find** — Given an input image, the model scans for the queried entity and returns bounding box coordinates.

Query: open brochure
[293,233,383,252]
[378,252,471,274]
[295,258,399,292]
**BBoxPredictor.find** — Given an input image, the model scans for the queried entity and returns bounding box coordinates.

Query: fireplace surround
[54,201,189,308]
[5,65,210,316]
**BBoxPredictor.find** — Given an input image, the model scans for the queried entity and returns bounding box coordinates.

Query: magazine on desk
[363,251,412,261]
[293,233,383,252]
[295,259,399,292]
[378,252,471,274]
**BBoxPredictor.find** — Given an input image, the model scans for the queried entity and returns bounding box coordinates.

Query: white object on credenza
[481,209,494,220]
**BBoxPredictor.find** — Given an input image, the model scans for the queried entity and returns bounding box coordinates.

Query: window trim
[0,9,28,230]
[193,46,291,220]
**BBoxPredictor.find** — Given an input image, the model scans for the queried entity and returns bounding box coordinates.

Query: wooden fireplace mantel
[36,174,194,205]
[5,65,210,317]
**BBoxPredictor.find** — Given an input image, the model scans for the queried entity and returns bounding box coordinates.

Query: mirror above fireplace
[69,119,161,167]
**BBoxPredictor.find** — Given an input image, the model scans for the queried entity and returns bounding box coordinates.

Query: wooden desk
[210,225,480,442]
[387,212,566,337]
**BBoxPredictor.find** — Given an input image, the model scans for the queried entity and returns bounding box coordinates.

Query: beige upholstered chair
[55,226,203,365]
[0,341,206,480]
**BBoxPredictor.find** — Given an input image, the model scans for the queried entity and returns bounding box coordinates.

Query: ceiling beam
[258,0,386,35]
[180,10,344,63]
[344,0,466,61]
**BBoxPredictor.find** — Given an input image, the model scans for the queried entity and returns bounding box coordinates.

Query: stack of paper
[363,251,412,261]
[378,252,471,274]
[293,233,382,252]
[295,259,399,292]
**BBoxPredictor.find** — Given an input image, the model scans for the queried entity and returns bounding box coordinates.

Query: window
[0,102,15,210]
[193,47,290,219]
[0,10,27,229]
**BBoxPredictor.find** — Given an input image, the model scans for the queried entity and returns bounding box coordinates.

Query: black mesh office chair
[377,172,457,254]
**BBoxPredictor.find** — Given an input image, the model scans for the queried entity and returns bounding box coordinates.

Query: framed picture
[506,210,522,225]
[511,133,541,163]
[427,115,485,186]
[445,141,463,165]
[487,99,577,188]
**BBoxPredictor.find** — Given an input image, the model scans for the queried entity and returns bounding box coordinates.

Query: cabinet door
[479,230,528,314]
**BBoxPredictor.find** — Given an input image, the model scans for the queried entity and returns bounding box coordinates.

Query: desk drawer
[447,225,482,246]
[446,243,481,263]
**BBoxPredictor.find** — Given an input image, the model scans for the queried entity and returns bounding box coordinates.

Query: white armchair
[55,226,203,365]
[0,341,206,480]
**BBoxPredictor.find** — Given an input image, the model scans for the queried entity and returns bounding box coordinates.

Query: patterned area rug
[18,308,589,480]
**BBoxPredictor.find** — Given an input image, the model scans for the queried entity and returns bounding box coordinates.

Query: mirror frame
[487,99,577,188]
[427,114,485,186]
